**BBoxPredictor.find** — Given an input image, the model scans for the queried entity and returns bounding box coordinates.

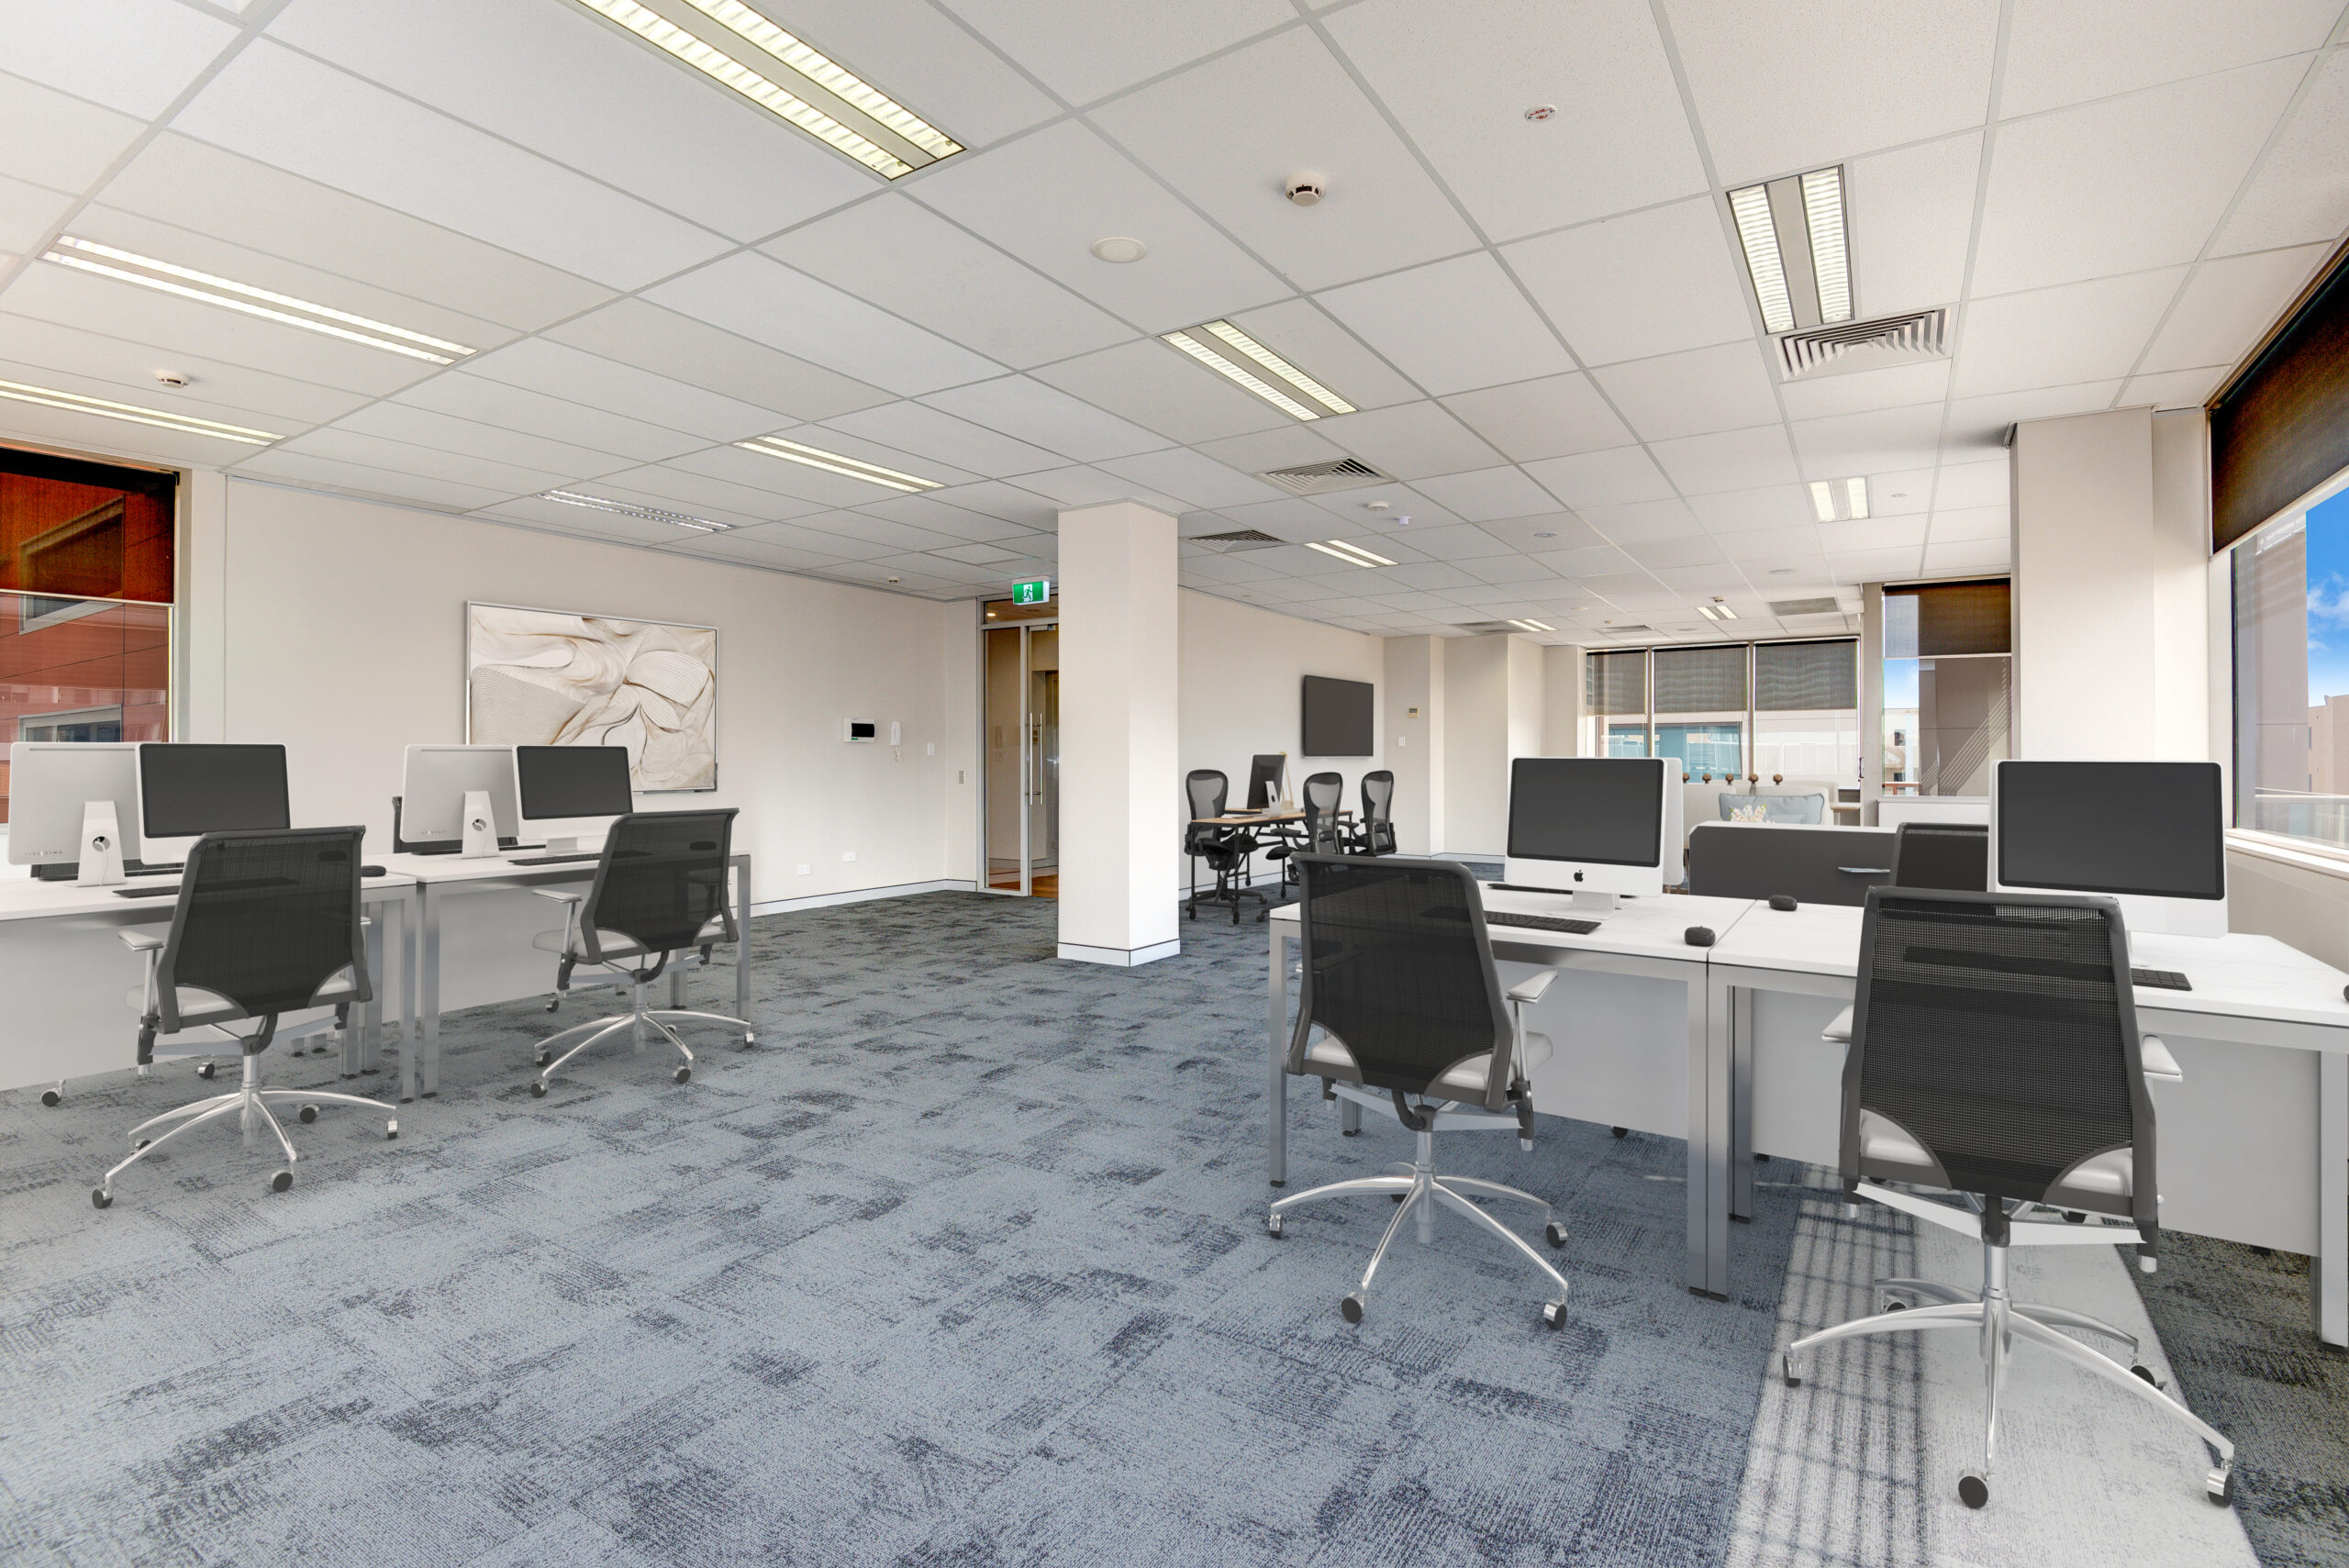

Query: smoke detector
[154,371,188,387]
[1285,173,1324,207]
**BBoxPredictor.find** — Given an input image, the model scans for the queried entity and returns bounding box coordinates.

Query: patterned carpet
[0,892,1802,1567]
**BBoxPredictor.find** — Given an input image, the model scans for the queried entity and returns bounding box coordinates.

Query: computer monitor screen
[1508,758,1664,865]
[1993,761,2223,901]
[515,745,633,848]
[400,744,521,850]
[1300,676,1374,756]
[6,742,142,871]
[137,744,291,862]
[1245,753,1286,810]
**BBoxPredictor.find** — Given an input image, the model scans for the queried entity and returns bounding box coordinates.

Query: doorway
[983,619,1058,896]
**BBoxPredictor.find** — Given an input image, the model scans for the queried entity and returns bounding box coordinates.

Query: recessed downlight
[540,489,735,531]
[737,434,941,492]
[566,0,960,180]
[1306,539,1395,569]
[0,377,278,444]
[1728,165,1852,334]
[42,236,474,363]
[1161,319,1354,420]
[1090,236,1147,263]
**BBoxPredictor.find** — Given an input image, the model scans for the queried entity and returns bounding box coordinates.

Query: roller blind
[1586,650,1645,714]
[1753,639,1857,710]
[1652,646,1748,714]
[1885,579,2009,657]
[2212,239,2349,551]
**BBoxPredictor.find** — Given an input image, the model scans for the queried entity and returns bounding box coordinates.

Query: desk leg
[2321,1051,2347,1348]
[1269,922,1288,1187]
[352,911,384,1078]
[735,854,752,1038]
[1731,985,1754,1222]
[1689,969,1728,1300]
[415,884,441,1100]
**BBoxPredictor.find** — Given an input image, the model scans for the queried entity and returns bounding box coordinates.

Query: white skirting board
[1058,939,1182,967]
[750,879,974,917]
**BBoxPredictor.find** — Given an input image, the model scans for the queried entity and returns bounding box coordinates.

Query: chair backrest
[1892,820,1988,891]
[581,809,739,964]
[1287,852,1514,1110]
[161,826,371,1028]
[1686,822,1892,906]
[1360,770,1394,825]
[1185,770,1229,853]
[1843,886,2154,1235]
[1719,791,1824,825]
[1302,771,1344,851]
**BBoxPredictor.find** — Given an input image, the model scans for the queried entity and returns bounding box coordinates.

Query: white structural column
[2010,406,2210,758]
[1056,501,1180,966]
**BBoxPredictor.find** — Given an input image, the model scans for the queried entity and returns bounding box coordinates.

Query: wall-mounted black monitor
[1301,675,1374,756]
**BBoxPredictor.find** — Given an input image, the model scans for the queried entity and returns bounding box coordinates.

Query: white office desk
[1709,905,2349,1346]
[378,850,754,1102]
[1268,887,1754,1298]
[0,872,417,1098]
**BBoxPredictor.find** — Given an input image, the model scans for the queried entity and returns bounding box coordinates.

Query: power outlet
[841,851,856,862]
[926,741,935,756]
[957,769,965,784]
[796,863,811,876]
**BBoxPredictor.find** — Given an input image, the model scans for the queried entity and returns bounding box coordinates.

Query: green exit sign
[1011,579,1052,606]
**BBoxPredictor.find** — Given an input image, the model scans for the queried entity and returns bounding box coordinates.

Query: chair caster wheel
[196,1062,217,1080]
[1341,1293,1365,1324]
[544,999,561,1013]
[534,1052,551,1068]
[741,1033,756,1049]
[1884,1299,1908,1312]
[1265,1213,1283,1238]
[2208,1466,2235,1507]
[2063,1210,2087,1224]
[1610,1126,1628,1139]
[1390,1192,1407,1203]
[298,1105,318,1124]
[2131,1364,2160,1388]
[92,1187,112,1209]
[1541,1300,1566,1330]
[134,1139,151,1151]
[1544,1222,1566,1249]
[269,1170,293,1194]
[1957,1473,1988,1509]
[529,1082,548,1098]
[674,1066,691,1084]
[385,1120,399,1140]
[40,1089,61,1107]
[1781,1353,1801,1388]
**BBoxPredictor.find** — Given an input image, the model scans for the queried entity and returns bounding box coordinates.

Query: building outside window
[1881,579,2009,796]
[2232,474,2349,847]
[1585,650,1649,757]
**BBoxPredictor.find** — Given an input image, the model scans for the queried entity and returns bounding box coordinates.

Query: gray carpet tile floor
[0,892,1800,1568]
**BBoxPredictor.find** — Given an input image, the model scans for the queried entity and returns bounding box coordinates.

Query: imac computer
[1503,756,1672,912]
[135,743,292,867]
[514,745,633,852]
[1989,759,2226,939]
[400,744,521,856]
[1244,753,1286,811]
[6,742,144,882]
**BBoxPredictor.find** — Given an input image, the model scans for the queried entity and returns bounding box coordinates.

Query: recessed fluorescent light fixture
[0,377,278,444]
[1507,617,1555,633]
[737,435,941,493]
[1697,600,1739,622]
[1160,320,1354,420]
[540,488,735,532]
[567,0,959,180]
[41,236,473,364]
[1305,539,1395,568]
[1809,475,1870,522]
[1727,165,1852,334]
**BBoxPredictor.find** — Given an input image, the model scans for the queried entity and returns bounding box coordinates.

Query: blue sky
[2307,486,2349,706]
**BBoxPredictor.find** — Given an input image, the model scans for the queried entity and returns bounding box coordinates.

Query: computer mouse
[1769,894,1798,912]
[1685,926,1715,948]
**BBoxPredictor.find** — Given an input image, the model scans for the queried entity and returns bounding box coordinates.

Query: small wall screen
[1301,676,1374,756]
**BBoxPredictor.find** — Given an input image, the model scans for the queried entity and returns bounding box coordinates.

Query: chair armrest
[531,887,585,904]
[117,930,164,952]
[1506,971,1557,1006]
[2140,1035,2183,1084]
[1821,1005,1854,1043]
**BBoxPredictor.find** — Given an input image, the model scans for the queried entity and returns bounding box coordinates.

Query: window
[1882,579,2009,796]
[1584,650,1648,757]
[1,448,176,828]
[2232,473,2349,846]
[1582,638,1860,784]
[1754,639,1859,782]
[1653,645,1747,778]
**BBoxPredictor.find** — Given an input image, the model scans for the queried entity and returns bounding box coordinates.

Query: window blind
[1586,650,1645,714]
[1652,646,1748,714]
[2211,239,2349,551]
[1885,579,2009,657]
[1753,639,1857,710]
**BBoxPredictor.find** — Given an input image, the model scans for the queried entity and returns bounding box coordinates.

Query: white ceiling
[2,0,2346,649]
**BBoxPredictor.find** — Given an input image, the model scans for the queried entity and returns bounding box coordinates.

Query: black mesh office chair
[97,827,396,1207]
[1184,770,1264,923]
[528,809,753,1095]
[1268,853,1569,1329]
[1349,769,1397,856]
[1890,819,1988,891]
[1299,771,1346,853]
[1785,887,2235,1510]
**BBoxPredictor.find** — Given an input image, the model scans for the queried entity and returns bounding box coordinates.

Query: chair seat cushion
[1302,1031,1551,1093]
[124,969,362,1028]
[1859,1108,2136,1203]
[534,917,729,961]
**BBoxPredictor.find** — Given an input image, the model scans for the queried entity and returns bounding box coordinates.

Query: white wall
[1442,635,1510,854]
[207,481,978,909]
[1542,645,1584,755]
[1383,635,1444,854]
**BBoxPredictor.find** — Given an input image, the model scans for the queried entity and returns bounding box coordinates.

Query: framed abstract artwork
[464,602,717,791]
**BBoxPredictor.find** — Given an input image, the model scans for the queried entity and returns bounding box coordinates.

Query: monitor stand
[542,836,584,854]
[460,790,498,859]
[1569,890,1621,916]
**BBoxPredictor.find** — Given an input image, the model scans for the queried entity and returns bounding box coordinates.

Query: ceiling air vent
[1777,307,1946,381]
[1258,456,1388,495]
[1190,528,1286,552]
[1767,597,1843,617]
[1600,624,1653,636]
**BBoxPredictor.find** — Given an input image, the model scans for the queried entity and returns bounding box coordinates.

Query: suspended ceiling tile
[919,375,1171,463]
[850,495,1045,544]
[1788,402,1949,480]
[3,0,237,117]
[2121,366,2228,410]
[333,401,632,484]
[390,374,710,465]
[1096,447,1284,510]
[462,338,789,443]
[1439,373,1634,465]
[1687,484,1818,534]
[1505,198,1754,368]
[1646,424,1801,497]
[1523,445,1675,510]
[1920,537,2010,576]
[1219,296,1424,412]
[1819,517,1924,552]
[1189,424,1345,476]
[2212,50,2349,256]
[1774,360,1951,423]
[1718,524,1824,562]
[1407,466,1558,523]
[231,451,508,513]
[0,312,368,427]
[1932,458,2009,510]
[1943,381,2125,450]
[1315,251,1575,397]
[1313,400,1504,481]
[1927,505,2009,542]
[1031,337,1288,446]
[821,400,1064,479]
[935,0,1289,103]
[543,298,892,425]
[272,425,573,495]
[2140,244,2332,374]
[1998,0,2338,117]
[1842,132,1981,321]
[587,464,829,527]
[0,72,145,194]
[1591,341,1781,442]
